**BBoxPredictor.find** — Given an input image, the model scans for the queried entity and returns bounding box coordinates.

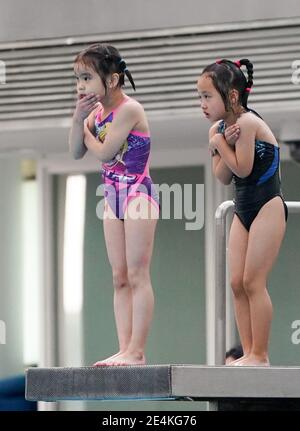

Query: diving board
[26,365,172,402]
[26,365,300,409]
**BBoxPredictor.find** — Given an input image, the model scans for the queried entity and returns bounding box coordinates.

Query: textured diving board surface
[26,365,300,402]
[26,365,172,401]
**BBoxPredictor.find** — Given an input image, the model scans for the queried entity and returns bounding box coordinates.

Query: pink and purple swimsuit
[94,98,160,220]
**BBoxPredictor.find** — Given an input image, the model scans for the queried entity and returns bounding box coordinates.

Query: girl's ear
[108,73,120,89]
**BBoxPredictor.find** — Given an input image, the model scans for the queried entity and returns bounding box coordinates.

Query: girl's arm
[209,124,233,185]
[69,116,87,159]
[69,93,99,159]
[213,115,256,178]
[83,101,142,162]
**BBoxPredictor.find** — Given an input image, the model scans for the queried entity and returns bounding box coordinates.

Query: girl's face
[197,74,226,122]
[74,63,106,100]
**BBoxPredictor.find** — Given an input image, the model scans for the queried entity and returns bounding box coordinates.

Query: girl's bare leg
[94,202,132,366]
[237,197,286,366]
[108,196,158,365]
[228,215,251,364]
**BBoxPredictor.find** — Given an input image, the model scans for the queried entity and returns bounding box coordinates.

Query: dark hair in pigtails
[238,58,253,109]
[202,57,262,118]
[236,58,262,118]
[119,59,136,91]
[74,43,136,92]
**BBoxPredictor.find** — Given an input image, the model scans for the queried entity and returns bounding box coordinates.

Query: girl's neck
[223,106,247,127]
[101,90,126,114]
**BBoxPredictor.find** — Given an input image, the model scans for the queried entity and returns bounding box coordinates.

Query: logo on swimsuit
[0,320,6,344]
[102,170,137,184]
[0,60,6,84]
[291,320,300,345]
[291,60,300,85]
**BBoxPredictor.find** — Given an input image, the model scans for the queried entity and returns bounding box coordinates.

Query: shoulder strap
[217,120,226,135]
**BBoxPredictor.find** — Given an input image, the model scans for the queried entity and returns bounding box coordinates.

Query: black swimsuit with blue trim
[217,120,288,231]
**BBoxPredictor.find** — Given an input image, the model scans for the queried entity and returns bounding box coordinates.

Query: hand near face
[74,93,100,122]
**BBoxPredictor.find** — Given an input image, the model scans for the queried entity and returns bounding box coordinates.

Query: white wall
[1,0,300,42]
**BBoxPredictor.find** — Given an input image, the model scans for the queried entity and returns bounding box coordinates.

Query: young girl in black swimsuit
[197,58,287,366]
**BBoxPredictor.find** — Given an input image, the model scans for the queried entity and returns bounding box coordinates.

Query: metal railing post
[214,201,234,365]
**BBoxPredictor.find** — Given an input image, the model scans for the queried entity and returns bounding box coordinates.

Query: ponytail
[237,58,253,110]
[119,59,136,91]
[234,58,262,119]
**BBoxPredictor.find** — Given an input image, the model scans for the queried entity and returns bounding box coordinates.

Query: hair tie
[234,60,241,68]
[245,87,252,93]
[216,59,222,64]
[119,58,128,72]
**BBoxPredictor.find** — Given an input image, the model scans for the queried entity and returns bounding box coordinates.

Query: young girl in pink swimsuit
[69,43,159,366]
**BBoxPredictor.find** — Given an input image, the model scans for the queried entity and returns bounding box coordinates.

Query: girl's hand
[209,132,223,154]
[73,93,100,122]
[83,119,89,137]
[208,141,217,156]
[224,124,240,147]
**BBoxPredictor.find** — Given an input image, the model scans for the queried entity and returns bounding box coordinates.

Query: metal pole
[213,200,300,366]
[285,201,300,213]
[214,200,234,365]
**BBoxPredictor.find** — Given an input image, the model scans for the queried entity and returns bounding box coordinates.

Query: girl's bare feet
[93,350,146,366]
[226,354,249,366]
[109,352,146,366]
[93,351,123,366]
[233,354,270,367]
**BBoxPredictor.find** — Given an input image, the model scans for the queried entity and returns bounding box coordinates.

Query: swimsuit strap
[95,96,130,123]
[217,120,226,135]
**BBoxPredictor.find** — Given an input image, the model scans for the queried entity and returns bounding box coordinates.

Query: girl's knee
[230,276,244,298]
[243,275,264,297]
[127,266,149,288]
[112,267,128,290]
